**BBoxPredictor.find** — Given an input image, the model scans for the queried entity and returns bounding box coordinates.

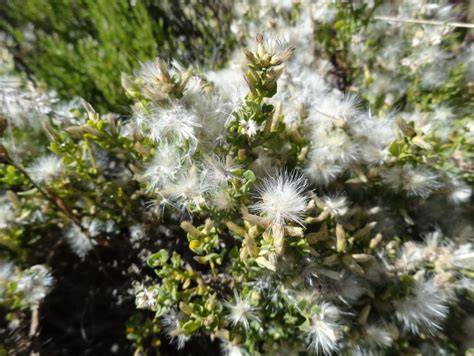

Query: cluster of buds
[122,57,190,104]
[243,33,295,98]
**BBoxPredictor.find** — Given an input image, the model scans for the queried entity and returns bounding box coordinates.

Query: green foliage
[0,0,235,112]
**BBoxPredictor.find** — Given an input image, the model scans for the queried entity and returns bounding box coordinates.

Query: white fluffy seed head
[310,131,360,165]
[143,143,183,192]
[304,151,343,186]
[321,194,349,216]
[309,92,360,130]
[365,323,394,349]
[138,57,172,86]
[381,165,442,198]
[307,302,342,355]
[250,170,308,227]
[16,265,54,308]
[447,179,472,205]
[27,154,62,184]
[395,278,448,334]
[225,291,259,331]
[451,244,474,271]
[395,242,424,272]
[65,224,95,259]
[148,105,201,144]
[161,309,191,350]
[159,165,210,210]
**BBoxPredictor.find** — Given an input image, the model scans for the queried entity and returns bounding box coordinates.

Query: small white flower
[225,291,259,331]
[239,118,258,138]
[27,155,62,184]
[130,224,146,244]
[395,278,448,334]
[135,285,158,310]
[307,302,342,355]
[17,265,54,307]
[250,170,308,227]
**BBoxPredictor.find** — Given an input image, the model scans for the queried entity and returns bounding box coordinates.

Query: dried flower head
[250,170,308,227]
[17,265,54,307]
[307,302,342,355]
[395,278,448,334]
[382,165,442,198]
[27,154,62,183]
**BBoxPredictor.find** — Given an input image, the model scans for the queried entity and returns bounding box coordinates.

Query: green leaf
[147,249,169,268]
[182,320,201,333]
[243,170,256,183]
[389,140,403,157]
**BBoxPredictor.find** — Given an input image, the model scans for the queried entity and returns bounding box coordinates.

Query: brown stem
[29,306,40,356]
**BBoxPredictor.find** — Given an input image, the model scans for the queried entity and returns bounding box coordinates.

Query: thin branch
[374,15,474,29]
[29,306,40,356]
[13,163,82,227]
[13,163,110,275]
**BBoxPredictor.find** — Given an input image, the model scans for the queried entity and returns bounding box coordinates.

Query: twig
[29,307,39,338]
[29,306,40,356]
[13,163,110,275]
[374,15,474,29]
[13,163,83,227]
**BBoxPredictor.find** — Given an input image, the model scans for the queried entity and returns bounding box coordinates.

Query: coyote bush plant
[0,0,473,354]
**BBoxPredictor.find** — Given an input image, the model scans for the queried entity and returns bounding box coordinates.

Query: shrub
[0,1,473,354]
[0,0,235,112]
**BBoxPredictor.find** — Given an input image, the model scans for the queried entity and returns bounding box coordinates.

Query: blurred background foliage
[0,0,236,113]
